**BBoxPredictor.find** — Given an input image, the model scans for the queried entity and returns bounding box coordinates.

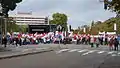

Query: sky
[9,0,116,29]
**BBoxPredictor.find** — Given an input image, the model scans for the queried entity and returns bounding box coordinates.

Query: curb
[0,49,53,60]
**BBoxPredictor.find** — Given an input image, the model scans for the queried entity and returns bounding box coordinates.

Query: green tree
[95,21,102,25]
[91,21,94,26]
[104,0,120,14]
[89,17,120,34]
[50,13,68,31]
[0,17,19,35]
[0,0,22,17]
[7,17,19,32]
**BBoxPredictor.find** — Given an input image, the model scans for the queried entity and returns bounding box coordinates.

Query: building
[9,12,56,33]
[9,12,49,25]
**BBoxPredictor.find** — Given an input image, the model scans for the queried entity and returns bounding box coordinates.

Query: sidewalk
[0,45,53,60]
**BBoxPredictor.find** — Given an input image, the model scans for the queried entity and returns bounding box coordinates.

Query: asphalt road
[0,47,119,68]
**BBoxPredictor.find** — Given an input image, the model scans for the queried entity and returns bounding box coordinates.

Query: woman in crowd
[113,38,119,51]
[108,37,114,51]
[95,38,100,48]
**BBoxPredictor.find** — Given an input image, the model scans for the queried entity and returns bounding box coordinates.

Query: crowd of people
[89,35,120,51]
[1,32,120,51]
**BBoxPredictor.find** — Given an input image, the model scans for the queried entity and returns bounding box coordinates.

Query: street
[0,0,119,68]
[0,44,120,68]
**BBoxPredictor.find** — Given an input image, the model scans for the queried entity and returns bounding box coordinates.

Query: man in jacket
[18,38,22,46]
[2,36,7,47]
[113,38,119,51]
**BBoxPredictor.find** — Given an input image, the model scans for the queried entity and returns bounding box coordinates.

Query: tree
[0,17,20,35]
[104,0,120,14]
[0,0,22,17]
[96,21,102,24]
[50,13,68,31]
[7,17,20,32]
[89,17,120,34]
[91,21,94,26]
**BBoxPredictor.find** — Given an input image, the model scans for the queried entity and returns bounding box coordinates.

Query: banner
[114,23,117,31]
[83,28,86,33]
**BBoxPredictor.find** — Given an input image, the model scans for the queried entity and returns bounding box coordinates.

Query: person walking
[108,37,114,51]
[14,36,19,47]
[2,36,7,47]
[95,37,100,48]
[18,38,22,46]
[90,36,94,47]
[113,38,119,51]
[105,37,108,45]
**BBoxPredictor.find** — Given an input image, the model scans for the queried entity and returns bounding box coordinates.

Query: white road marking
[82,50,96,56]
[108,51,115,54]
[118,52,120,55]
[78,49,88,53]
[57,49,69,53]
[98,51,105,54]
[68,49,80,52]
[112,54,117,56]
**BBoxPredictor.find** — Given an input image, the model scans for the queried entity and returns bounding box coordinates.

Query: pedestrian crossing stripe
[108,51,115,54]
[82,50,96,56]
[57,49,69,53]
[56,49,120,56]
[118,52,120,55]
[98,51,105,54]
[78,49,88,53]
[68,49,80,52]
[112,54,117,56]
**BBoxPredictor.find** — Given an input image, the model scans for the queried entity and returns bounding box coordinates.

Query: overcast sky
[9,0,116,29]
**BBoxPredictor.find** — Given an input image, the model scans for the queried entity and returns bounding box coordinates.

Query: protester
[2,36,7,47]
[90,36,94,47]
[14,36,19,47]
[113,38,119,51]
[104,37,108,45]
[95,38,100,48]
[18,38,22,46]
[3,32,119,51]
[108,37,114,51]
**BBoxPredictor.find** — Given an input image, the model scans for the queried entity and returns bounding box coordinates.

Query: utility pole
[4,18,7,36]
[0,4,2,44]
[0,17,2,44]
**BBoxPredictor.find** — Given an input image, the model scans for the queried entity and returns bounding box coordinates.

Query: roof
[9,14,46,18]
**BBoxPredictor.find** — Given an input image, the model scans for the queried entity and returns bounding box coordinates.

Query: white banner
[83,28,86,33]
[114,23,117,31]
